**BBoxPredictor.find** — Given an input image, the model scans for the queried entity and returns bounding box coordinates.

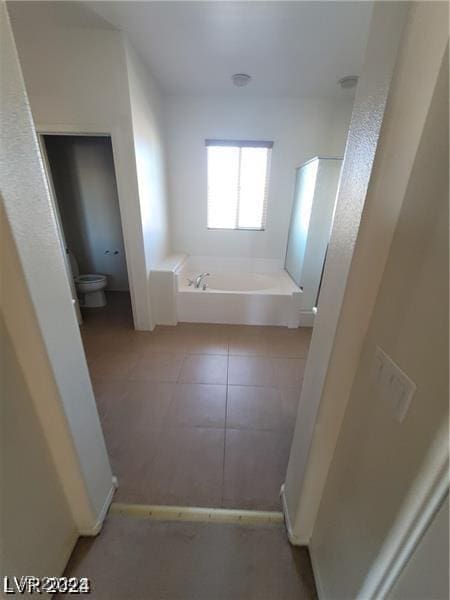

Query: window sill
[207,227,266,232]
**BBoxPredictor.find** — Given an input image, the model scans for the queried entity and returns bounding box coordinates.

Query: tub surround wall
[184,256,284,274]
[150,255,302,327]
[166,95,354,260]
[150,253,188,326]
[176,257,302,328]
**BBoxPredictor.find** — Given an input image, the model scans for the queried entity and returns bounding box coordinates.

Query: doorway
[41,134,134,331]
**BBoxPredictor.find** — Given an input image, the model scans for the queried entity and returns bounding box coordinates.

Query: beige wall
[388,495,449,600]
[165,94,353,259]
[1,1,113,540]
[0,310,77,580]
[310,35,449,599]
[125,41,171,271]
[283,0,410,543]
[1,187,77,577]
[8,8,168,330]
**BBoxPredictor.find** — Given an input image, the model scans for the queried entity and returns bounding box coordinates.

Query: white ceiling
[9,1,374,97]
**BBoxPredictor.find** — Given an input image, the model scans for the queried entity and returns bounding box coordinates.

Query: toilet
[68,251,108,308]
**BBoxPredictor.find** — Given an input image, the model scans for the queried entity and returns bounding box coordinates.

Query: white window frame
[206,139,273,231]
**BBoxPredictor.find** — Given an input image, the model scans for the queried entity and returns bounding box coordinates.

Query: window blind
[206,140,272,230]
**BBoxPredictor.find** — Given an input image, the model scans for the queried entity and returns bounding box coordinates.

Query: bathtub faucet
[193,272,210,288]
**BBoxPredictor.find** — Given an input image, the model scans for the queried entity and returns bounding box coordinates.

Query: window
[206,139,273,230]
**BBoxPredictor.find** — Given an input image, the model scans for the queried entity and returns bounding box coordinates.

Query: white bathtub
[176,258,302,327]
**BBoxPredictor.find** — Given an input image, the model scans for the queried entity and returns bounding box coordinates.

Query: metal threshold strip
[110,503,284,526]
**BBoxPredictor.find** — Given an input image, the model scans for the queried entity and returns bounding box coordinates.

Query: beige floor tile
[281,386,301,406]
[185,332,229,355]
[227,385,297,432]
[178,354,228,384]
[165,383,226,428]
[130,352,185,382]
[226,324,271,337]
[89,350,140,380]
[61,516,318,600]
[228,355,274,386]
[228,355,305,389]
[266,327,312,358]
[271,357,307,388]
[81,297,311,511]
[123,381,176,426]
[100,380,176,443]
[140,327,192,354]
[84,329,150,357]
[101,403,163,459]
[178,322,230,336]
[81,311,133,333]
[120,329,162,352]
[228,334,270,356]
[91,378,129,418]
[110,431,162,504]
[143,427,225,506]
[223,429,291,510]
[81,332,111,361]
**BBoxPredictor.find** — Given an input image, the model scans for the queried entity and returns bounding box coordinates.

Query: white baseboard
[79,476,117,536]
[280,484,309,546]
[280,484,322,598]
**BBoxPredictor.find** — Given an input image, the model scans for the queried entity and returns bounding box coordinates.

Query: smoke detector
[232,73,251,87]
[338,76,359,90]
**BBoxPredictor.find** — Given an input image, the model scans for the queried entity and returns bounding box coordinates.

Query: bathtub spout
[194,272,210,288]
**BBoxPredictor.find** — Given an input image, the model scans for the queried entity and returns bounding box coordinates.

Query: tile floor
[58,514,318,599]
[81,293,312,510]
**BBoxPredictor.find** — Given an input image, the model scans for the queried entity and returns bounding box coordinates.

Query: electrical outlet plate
[374,345,416,422]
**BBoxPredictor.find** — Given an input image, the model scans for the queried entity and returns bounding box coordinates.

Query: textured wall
[0,312,77,578]
[284,0,410,543]
[311,36,448,595]
[1,2,113,536]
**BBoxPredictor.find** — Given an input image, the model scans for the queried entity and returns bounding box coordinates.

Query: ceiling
[9,1,374,97]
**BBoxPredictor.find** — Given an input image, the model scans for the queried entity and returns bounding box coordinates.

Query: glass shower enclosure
[285,156,343,325]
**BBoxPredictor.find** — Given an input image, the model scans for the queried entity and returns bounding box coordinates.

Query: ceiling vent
[232,73,251,87]
[338,75,359,90]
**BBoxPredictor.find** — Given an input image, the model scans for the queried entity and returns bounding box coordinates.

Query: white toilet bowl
[75,274,107,308]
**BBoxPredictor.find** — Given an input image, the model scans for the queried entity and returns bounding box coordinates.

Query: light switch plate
[374,345,416,422]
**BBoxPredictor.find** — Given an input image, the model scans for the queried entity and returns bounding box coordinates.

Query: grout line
[220,353,229,507]
[176,353,188,384]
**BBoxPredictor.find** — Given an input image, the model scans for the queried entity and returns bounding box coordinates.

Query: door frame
[36,125,139,329]
[38,134,82,324]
